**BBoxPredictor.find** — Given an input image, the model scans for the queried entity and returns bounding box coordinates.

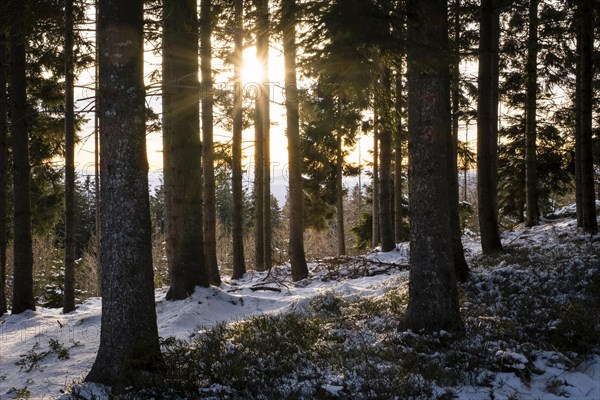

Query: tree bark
[476,0,503,254]
[579,0,597,233]
[86,0,163,388]
[450,0,469,282]
[379,69,395,252]
[253,0,265,271]
[256,0,272,271]
[525,0,539,227]
[201,0,221,285]
[63,0,76,313]
[283,0,308,281]
[393,74,404,243]
[10,3,35,314]
[163,0,209,299]
[0,34,7,315]
[336,129,346,256]
[403,0,462,333]
[372,110,380,248]
[574,18,583,228]
[231,0,246,279]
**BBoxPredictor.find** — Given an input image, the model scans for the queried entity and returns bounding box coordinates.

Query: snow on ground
[1,212,599,399]
[0,256,408,398]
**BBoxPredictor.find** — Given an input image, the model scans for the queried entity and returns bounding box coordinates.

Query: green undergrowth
[109,230,599,399]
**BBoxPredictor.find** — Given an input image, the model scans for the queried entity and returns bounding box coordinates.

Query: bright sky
[74,40,375,203]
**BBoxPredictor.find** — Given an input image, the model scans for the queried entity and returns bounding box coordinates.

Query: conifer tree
[86,0,163,387]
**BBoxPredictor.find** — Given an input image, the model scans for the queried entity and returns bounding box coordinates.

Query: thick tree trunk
[0,35,7,315]
[372,112,379,248]
[336,130,346,256]
[201,0,221,285]
[379,69,395,252]
[86,0,163,388]
[10,4,35,314]
[231,0,246,279]
[525,0,539,227]
[63,0,76,313]
[394,74,403,243]
[403,0,462,333]
[256,0,272,270]
[476,0,503,254]
[579,0,597,233]
[450,0,469,282]
[163,0,209,299]
[283,0,308,281]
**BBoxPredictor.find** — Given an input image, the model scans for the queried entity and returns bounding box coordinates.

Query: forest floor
[1,207,599,399]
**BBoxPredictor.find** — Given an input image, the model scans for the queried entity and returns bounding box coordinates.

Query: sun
[241,47,286,86]
[241,52,263,85]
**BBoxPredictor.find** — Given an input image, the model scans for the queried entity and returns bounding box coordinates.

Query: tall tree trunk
[253,0,265,272]
[403,0,462,333]
[231,0,246,279]
[63,0,76,313]
[579,0,598,233]
[86,0,163,387]
[372,110,380,248]
[0,35,7,315]
[283,0,308,281]
[393,73,404,243]
[525,0,539,227]
[256,0,272,270]
[163,0,209,299]
[379,69,395,252]
[201,0,221,285]
[476,0,503,254]
[94,0,101,274]
[336,129,346,256]
[10,3,35,314]
[574,18,583,227]
[449,0,469,282]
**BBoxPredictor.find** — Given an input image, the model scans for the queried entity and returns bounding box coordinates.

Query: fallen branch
[360,257,410,270]
[250,286,282,293]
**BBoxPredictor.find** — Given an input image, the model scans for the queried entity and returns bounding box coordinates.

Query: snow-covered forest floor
[1,208,599,399]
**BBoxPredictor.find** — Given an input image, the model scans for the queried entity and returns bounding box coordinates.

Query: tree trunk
[403,0,462,333]
[394,74,404,243]
[86,0,163,388]
[256,0,272,271]
[372,110,380,248]
[525,0,539,227]
[10,3,35,314]
[379,69,395,252]
[231,0,246,279]
[463,122,469,202]
[253,0,265,272]
[63,0,76,313]
[579,0,598,233]
[336,131,346,256]
[94,1,101,275]
[574,18,583,228]
[449,0,469,282]
[283,0,308,281]
[0,34,7,315]
[201,0,221,285]
[476,0,503,254]
[163,0,209,299]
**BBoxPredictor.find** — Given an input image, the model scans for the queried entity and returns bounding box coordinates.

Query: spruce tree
[86,0,163,388]
[163,0,209,299]
[402,0,462,333]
